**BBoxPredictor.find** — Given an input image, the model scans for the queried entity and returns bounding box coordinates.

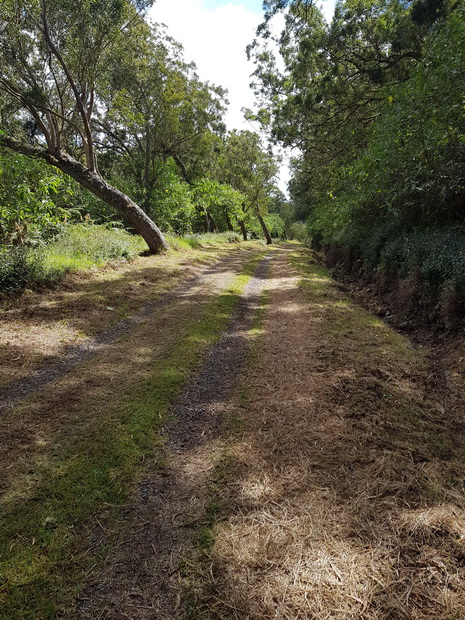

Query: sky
[148,0,336,193]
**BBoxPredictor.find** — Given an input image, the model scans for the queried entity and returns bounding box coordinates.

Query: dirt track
[77,256,271,619]
[2,243,465,619]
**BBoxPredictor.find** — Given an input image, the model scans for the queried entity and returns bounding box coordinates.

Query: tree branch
[39,0,96,170]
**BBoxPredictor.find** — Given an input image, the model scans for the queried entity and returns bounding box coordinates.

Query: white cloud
[149,0,261,131]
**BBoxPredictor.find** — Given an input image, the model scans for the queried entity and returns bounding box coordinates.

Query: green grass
[0,227,252,294]
[0,251,266,619]
[184,231,242,246]
[0,224,147,292]
[165,232,243,251]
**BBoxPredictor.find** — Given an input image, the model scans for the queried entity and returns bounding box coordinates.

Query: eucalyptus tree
[248,0,432,212]
[0,0,169,252]
[219,130,279,244]
[96,22,228,224]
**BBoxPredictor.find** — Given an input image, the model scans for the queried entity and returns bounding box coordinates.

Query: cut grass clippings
[182,283,272,619]
[0,238,262,390]
[0,249,267,620]
[187,244,465,619]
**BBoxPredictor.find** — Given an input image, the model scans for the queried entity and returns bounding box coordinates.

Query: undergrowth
[0,227,249,294]
[324,225,465,326]
[0,224,146,292]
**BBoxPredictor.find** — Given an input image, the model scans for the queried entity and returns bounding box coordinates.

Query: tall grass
[0,224,147,293]
[0,227,248,294]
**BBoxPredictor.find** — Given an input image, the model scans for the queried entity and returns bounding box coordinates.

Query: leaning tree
[0,0,169,252]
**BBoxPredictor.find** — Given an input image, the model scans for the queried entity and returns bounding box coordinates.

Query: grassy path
[77,255,272,619]
[3,242,465,618]
[186,245,465,619]
[0,244,267,619]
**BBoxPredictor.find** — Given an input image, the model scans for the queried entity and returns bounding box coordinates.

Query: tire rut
[0,252,251,411]
[77,255,272,620]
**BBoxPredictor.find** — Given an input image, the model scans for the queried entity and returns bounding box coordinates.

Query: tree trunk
[238,219,248,241]
[55,153,169,253]
[0,136,169,253]
[225,211,234,231]
[209,215,218,233]
[257,212,272,245]
[203,212,210,233]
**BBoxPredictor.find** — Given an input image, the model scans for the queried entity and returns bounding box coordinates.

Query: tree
[0,0,169,252]
[95,22,227,225]
[191,178,246,233]
[0,149,73,245]
[218,130,279,244]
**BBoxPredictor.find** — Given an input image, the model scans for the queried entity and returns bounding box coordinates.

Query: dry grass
[190,245,465,619]
[0,245,268,618]
[0,243,255,388]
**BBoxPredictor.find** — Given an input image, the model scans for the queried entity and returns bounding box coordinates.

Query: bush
[0,247,33,291]
[379,227,465,293]
[184,232,242,246]
[288,222,308,243]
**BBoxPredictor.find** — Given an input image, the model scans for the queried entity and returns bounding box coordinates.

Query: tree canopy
[249,0,465,308]
[0,1,282,251]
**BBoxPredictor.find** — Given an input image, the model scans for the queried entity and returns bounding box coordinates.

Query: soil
[2,243,465,619]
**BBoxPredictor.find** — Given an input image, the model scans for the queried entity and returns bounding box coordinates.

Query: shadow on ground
[193,246,465,619]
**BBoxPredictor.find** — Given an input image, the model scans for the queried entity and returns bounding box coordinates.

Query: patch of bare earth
[197,246,465,619]
[75,257,271,620]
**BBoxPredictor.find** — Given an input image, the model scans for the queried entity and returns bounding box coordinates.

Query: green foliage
[248,213,286,239]
[191,177,246,232]
[287,221,308,243]
[0,224,146,293]
[254,0,465,308]
[379,228,465,293]
[0,247,32,292]
[147,159,195,234]
[0,150,75,245]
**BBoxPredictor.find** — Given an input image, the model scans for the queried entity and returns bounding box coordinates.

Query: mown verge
[182,244,465,619]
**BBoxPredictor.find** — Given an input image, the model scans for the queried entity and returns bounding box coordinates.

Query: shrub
[288,221,308,243]
[0,247,33,291]
[184,232,242,246]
